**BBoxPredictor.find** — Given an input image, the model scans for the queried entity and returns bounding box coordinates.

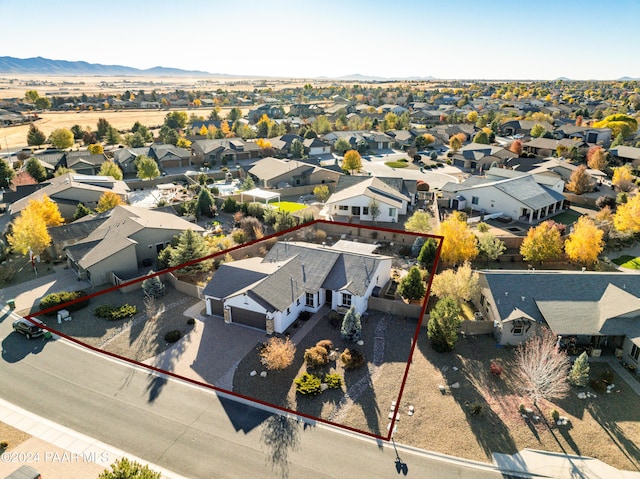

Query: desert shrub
[109,304,137,320]
[601,370,614,383]
[490,361,503,376]
[94,304,115,318]
[40,290,89,316]
[142,273,165,299]
[187,317,196,325]
[590,378,607,394]
[551,409,560,422]
[398,245,412,257]
[315,229,327,243]
[164,330,181,343]
[304,345,329,368]
[324,373,342,389]
[340,348,365,369]
[328,310,342,327]
[222,197,239,213]
[294,372,322,395]
[469,402,483,415]
[0,441,8,449]
[260,337,296,370]
[518,403,526,414]
[315,339,333,352]
[231,228,246,244]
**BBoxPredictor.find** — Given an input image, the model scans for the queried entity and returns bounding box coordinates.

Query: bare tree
[514,329,570,406]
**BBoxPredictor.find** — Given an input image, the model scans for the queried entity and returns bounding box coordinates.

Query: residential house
[609,145,640,165]
[499,120,554,137]
[303,137,332,157]
[191,139,260,165]
[323,130,393,152]
[247,157,341,189]
[479,271,640,372]
[451,143,518,172]
[61,151,109,176]
[248,104,284,123]
[440,174,565,223]
[554,125,611,145]
[289,103,325,117]
[203,240,392,333]
[112,144,190,175]
[8,173,129,220]
[268,134,304,157]
[522,137,585,157]
[379,104,409,115]
[324,176,415,223]
[65,205,204,287]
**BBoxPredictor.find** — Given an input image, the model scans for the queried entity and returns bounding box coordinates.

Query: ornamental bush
[94,304,137,320]
[324,373,342,389]
[40,290,90,316]
[315,339,333,352]
[260,337,296,370]
[294,372,322,395]
[304,345,329,368]
[340,348,365,369]
[164,330,181,343]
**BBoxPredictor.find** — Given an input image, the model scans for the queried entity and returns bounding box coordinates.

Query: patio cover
[240,188,281,206]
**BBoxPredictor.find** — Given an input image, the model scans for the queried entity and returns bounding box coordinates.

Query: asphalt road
[0,309,515,479]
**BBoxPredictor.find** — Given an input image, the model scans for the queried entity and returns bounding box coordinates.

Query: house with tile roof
[478,271,640,371]
[440,174,565,223]
[323,176,415,223]
[203,240,392,333]
[65,205,204,286]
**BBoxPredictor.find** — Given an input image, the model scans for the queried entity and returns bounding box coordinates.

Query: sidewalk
[0,398,188,479]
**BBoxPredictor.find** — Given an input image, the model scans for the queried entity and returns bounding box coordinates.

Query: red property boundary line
[24,219,443,442]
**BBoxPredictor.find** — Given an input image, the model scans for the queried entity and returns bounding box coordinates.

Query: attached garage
[230,307,266,330]
[207,298,225,317]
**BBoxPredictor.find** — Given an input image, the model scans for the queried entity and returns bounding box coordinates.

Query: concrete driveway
[143,302,267,390]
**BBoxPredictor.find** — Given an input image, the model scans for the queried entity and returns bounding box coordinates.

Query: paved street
[0,306,513,479]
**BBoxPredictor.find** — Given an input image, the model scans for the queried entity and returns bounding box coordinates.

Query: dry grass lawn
[0,422,30,451]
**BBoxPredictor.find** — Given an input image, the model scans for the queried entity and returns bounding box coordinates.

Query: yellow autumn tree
[613,194,640,233]
[437,211,478,265]
[342,150,362,174]
[612,164,634,191]
[96,191,125,213]
[519,220,564,263]
[586,146,607,171]
[29,194,63,227]
[564,216,604,266]
[7,207,51,256]
[199,125,208,136]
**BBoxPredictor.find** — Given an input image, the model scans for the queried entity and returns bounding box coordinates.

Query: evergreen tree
[418,238,439,269]
[411,236,425,258]
[142,271,166,299]
[25,157,47,182]
[27,123,47,146]
[569,351,590,387]
[98,457,160,479]
[73,203,93,221]
[195,187,214,218]
[397,266,426,301]
[0,158,15,188]
[427,297,462,352]
[99,160,123,180]
[290,139,304,159]
[168,229,212,277]
[340,305,362,342]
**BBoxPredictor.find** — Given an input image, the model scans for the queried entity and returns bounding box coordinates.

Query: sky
[2,0,640,80]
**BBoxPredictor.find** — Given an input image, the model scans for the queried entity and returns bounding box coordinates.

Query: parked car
[4,465,42,479]
[12,317,45,339]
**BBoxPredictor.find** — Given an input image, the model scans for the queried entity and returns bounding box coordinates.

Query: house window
[362,207,369,215]
[338,205,348,211]
[389,208,396,217]
[512,325,523,336]
[305,292,314,307]
[471,196,479,205]
[352,206,361,215]
[341,293,352,307]
[632,344,640,361]
[295,178,302,185]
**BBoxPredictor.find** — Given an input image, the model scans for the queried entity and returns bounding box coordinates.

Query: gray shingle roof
[492,175,565,210]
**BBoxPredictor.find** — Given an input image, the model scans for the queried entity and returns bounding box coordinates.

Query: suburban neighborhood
[2,6,640,475]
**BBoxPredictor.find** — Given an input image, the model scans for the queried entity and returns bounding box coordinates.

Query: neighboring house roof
[203,241,391,313]
[248,157,336,183]
[333,175,416,199]
[484,167,564,189]
[9,173,129,216]
[523,137,584,150]
[327,176,410,209]
[442,174,564,210]
[609,145,640,162]
[482,271,640,340]
[191,138,260,155]
[66,205,204,269]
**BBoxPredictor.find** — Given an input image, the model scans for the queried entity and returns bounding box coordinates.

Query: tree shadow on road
[260,414,302,479]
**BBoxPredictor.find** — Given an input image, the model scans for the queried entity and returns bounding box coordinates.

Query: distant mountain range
[0,56,221,77]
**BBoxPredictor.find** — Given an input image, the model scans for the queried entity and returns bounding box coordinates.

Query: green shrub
[324,373,342,389]
[340,348,365,369]
[40,290,90,316]
[110,304,137,320]
[187,317,196,325]
[294,372,322,395]
[518,403,526,414]
[0,441,8,449]
[469,402,483,415]
[94,304,115,318]
[590,378,607,394]
[304,345,329,368]
[164,330,181,343]
[551,409,560,422]
[316,339,333,352]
